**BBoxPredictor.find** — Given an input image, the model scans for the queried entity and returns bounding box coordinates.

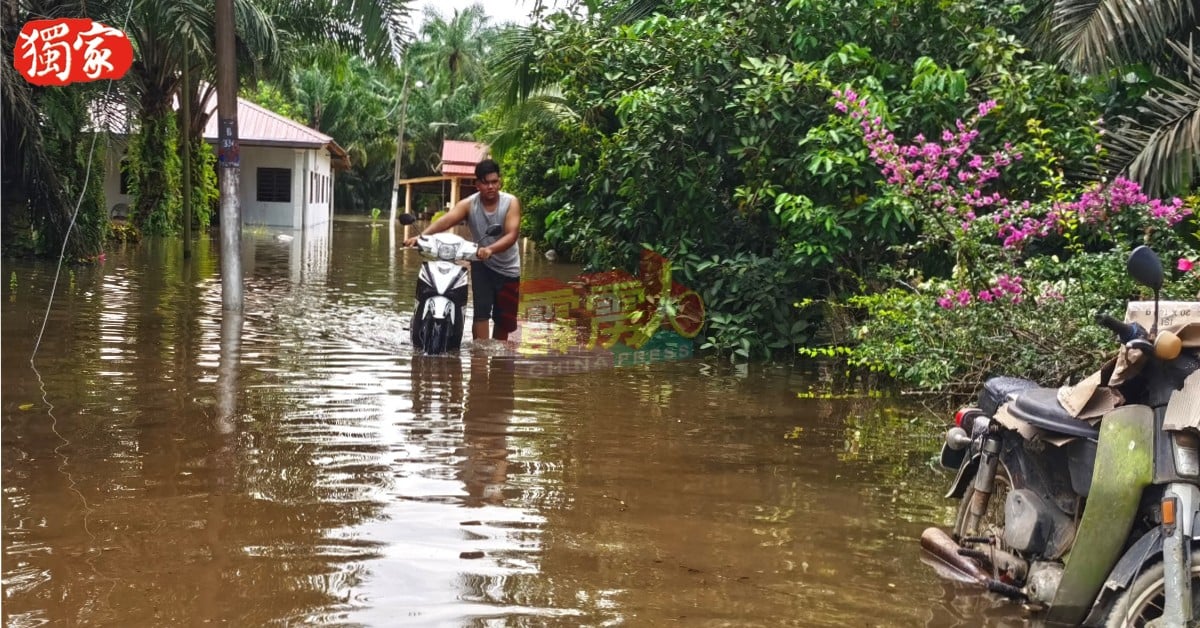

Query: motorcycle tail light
[954,407,981,428]
[1171,432,1200,477]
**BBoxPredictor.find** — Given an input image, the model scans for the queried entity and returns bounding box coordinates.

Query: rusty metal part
[921,527,990,584]
[923,527,1030,601]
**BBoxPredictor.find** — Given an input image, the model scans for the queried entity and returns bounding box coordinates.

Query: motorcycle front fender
[1047,404,1155,626]
[1082,482,1199,627]
[1081,527,1162,625]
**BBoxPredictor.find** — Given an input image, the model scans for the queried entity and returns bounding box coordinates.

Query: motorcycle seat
[1008,387,1100,440]
[979,376,1039,416]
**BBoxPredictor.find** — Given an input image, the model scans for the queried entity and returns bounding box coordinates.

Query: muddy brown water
[3,219,1028,626]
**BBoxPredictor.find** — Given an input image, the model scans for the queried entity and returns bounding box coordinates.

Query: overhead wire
[30,0,136,362]
[22,0,141,555]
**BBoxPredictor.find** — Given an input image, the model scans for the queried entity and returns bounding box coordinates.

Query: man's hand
[476,246,492,261]
[404,235,419,247]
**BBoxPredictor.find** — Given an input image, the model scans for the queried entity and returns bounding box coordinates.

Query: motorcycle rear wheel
[1104,548,1200,627]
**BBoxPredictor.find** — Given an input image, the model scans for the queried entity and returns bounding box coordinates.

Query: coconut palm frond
[346,0,413,61]
[1049,0,1195,73]
[485,88,580,159]
[262,0,413,65]
[234,0,282,80]
[487,24,543,109]
[1104,39,1200,196]
[608,0,670,26]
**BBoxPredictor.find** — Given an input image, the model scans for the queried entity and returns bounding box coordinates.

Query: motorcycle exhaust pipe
[921,527,991,584]
[921,527,1027,600]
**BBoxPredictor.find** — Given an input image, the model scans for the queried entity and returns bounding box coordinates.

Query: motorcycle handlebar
[1095,312,1148,344]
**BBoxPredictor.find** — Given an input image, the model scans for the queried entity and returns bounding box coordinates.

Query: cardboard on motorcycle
[1057,302,1200,422]
[1124,301,1200,342]
[1164,370,1200,433]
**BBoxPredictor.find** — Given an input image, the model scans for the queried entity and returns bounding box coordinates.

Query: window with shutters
[257,167,291,203]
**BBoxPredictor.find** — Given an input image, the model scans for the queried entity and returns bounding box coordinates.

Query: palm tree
[1036,0,1199,195]
[1,0,114,257]
[482,0,675,160]
[409,4,493,91]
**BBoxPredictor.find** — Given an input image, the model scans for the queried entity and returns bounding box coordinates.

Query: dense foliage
[483,0,1198,384]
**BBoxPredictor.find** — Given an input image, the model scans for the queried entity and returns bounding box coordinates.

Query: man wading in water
[405,159,523,342]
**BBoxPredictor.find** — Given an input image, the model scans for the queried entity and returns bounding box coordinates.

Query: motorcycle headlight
[1171,431,1200,477]
[437,242,459,261]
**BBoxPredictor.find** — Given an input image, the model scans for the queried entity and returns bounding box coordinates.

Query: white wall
[236,145,333,229]
[101,137,133,218]
[103,142,334,229]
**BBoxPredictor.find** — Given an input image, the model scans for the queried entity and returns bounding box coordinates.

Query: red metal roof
[441,140,489,176]
[201,98,333,148]
[88,85,351,169]
[197,93,349,169]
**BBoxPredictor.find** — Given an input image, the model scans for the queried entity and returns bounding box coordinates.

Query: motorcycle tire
[953,461,1014,544]
[426,319,448,355]
[1104,548,1200,627]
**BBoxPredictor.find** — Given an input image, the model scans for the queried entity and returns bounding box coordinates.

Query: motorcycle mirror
[398,214,418,225]
[1155,331,1183,361]
[1127,246,1164,335]
[1127,246,1164,291]
[485,224,503,237]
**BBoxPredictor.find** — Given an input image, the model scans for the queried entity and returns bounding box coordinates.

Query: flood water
[3,219,1025,626]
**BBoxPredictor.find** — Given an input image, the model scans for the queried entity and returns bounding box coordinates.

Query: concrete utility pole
[215,0,243,311]
[182,58,192,259]
[388,72,411,225]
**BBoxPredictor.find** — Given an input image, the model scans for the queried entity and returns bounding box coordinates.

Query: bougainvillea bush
[825,89,1200,393]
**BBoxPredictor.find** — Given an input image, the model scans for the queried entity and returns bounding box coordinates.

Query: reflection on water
[3,219,1022,626]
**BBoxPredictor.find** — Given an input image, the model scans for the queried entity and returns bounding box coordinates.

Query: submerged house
[103,96,350,230]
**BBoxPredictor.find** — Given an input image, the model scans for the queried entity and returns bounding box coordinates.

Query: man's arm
[405,199,470,245]
[478,197,521,260]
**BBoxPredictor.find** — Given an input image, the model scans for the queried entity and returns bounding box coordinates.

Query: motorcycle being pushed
[924,245,1200,627]
[399,214,502,355]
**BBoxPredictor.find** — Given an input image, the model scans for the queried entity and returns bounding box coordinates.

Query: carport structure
[396,140,489,218]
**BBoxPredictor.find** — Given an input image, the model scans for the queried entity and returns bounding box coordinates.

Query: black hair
[475,159,501,180]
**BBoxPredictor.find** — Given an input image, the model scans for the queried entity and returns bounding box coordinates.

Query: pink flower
[1179,258,1194,272]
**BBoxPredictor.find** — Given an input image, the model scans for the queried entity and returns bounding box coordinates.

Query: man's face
[478,174,501,203]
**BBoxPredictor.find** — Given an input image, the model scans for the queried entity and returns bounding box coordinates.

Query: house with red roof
[103,94,350,230]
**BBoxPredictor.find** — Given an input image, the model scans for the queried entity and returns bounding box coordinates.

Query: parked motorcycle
[924,245,1200,626]
[399,214,502,354]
